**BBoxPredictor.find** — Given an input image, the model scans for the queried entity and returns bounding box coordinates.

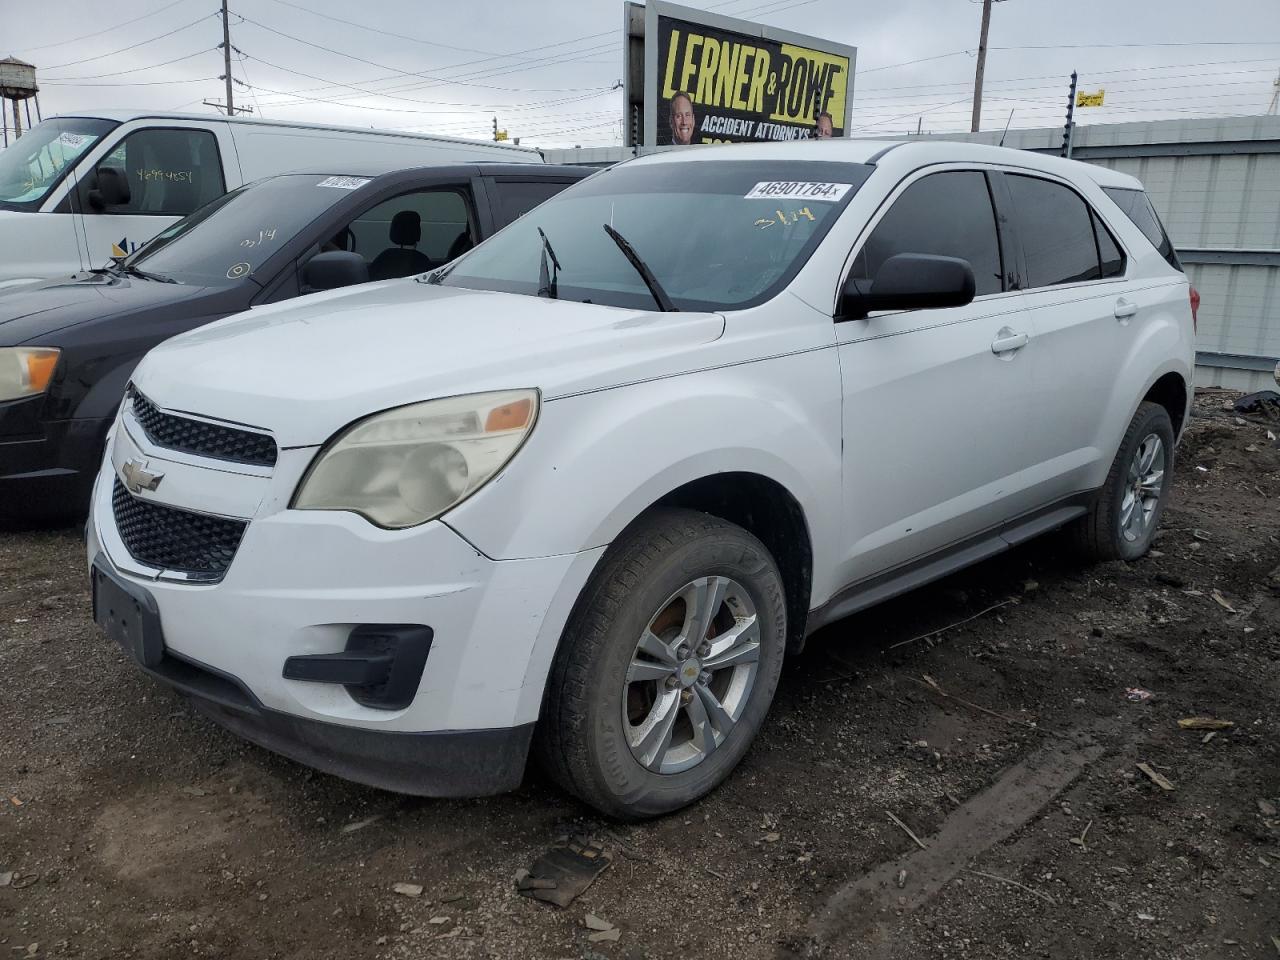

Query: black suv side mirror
[304,251,369,292]
[87,166,131,213]
[840,253,976,320]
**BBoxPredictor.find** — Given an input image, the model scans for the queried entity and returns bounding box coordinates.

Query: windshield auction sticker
[316,176,372,190]
[745,181,853,202]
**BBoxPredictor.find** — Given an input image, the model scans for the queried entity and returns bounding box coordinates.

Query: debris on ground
[1126,687,1154,702]
[1136,763,1175,792]
[1259,799,1278,817]
[516,837,613,908]
[392,883,424,898]
[1233,390,1280,416]
[1177,717,1235,731]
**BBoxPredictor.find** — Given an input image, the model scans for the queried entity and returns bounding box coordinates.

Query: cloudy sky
[7,0,1280,147]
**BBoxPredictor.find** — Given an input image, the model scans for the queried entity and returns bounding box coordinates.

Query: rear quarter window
[1102,186,1182,272]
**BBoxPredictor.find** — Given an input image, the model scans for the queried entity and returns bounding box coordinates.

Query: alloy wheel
[622,575,760,775]
[1120,433,1166,543]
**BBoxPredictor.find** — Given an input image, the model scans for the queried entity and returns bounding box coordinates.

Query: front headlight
[292,389,539,529]
[0,347,60,401]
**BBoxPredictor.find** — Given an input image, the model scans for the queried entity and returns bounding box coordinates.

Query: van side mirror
[840,253,976,320]
[88,167,131,212]
[303,251,369,291]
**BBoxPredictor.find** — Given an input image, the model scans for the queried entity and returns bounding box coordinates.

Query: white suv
[87,140,1195,819]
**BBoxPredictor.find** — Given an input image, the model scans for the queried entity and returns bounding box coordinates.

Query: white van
[0,110,541,288]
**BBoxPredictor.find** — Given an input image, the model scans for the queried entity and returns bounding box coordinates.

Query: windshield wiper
[536,227,561,300]
[602,224,676,312]
[120,262,178,283]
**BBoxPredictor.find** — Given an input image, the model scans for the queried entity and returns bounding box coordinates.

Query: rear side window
[491,179,577,229]
[1006,174,1101,288]
[1093,212,1126,279]
[849,171,1004,297]
[1102,186,1182,272]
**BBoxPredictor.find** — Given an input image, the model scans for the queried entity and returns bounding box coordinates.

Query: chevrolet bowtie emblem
[121,457,164,495]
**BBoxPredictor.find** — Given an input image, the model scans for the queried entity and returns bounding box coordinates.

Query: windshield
[125,173,374,284]
[438,160,873,311]
[0,117,118,210]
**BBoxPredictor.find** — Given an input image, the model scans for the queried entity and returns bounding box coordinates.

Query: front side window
[1102,186,1182,272]
[847,171,1004,297]
[79,127,225,217]
[1006,174,1102,288]
[0,117,117,210]
[339,189,473,281]
[438,160,874,312]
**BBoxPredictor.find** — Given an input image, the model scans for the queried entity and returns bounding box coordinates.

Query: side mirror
[840,253,976,320]
[88,167,131,212]
[303,251,369,291]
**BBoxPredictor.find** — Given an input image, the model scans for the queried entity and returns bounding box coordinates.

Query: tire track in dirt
[789,725,1114,958]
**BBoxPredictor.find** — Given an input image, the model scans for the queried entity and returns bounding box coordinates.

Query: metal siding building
[545,117,1280,390]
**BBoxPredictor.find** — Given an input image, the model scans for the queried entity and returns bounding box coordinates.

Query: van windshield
[437,160,873,312]
[0,117,118,210]
[124,173,373,284]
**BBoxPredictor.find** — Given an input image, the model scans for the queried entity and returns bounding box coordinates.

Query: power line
[12,0,191,54]
[42,48,217,82]
[42,14,218,70]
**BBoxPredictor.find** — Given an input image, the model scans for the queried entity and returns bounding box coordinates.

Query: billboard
[623,1,856,148]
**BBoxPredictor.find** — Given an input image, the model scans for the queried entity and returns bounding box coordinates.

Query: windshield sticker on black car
[226,261,251,280]
[317,176,371,190]
[745,181,853,202]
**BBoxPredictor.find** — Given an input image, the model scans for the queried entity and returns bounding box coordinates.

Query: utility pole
[221,0,234,117]
[1061,70,1078,159]
[970,0,993,132]
[493,116,498,142]
[1267,67,1279,116]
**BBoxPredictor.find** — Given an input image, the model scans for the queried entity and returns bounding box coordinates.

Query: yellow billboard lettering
[695,37,719,105]
[732,45,753,110]
[713,39,740,109]
[679,34,704,95]
[662,28,682,97]
[770,44,849,126]
[747,48,770,113]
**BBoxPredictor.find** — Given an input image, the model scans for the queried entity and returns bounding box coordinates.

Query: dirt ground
[2,388,1278,960]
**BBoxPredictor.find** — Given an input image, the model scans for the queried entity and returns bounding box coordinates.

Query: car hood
[0,271,213,345]
[133,279,726,447]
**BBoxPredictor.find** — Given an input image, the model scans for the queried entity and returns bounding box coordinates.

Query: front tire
[1071,401,1175,562]
[536,508,787,820]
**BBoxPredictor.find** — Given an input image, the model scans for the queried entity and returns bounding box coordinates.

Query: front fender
[445,345,844,588]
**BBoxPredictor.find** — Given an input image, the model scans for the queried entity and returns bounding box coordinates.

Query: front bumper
[87,416,605,794]
[0,414,109,519]
[88,564,533,796]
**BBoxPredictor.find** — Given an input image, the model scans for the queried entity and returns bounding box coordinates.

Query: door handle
[1114,298,1138,320]
[991,331,1029,354]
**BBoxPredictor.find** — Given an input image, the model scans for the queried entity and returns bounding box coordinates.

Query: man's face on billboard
[670,96,696,144]
[816,115,834,138]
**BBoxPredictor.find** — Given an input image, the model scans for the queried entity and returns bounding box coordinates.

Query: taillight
[1189,285,1200,332]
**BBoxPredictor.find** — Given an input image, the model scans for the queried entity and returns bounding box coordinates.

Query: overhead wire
[41,13,219,70]
[12,0,192,54]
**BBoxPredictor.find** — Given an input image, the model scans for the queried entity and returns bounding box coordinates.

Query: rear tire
[535,508,787,820]
[1071,401,1175,562]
